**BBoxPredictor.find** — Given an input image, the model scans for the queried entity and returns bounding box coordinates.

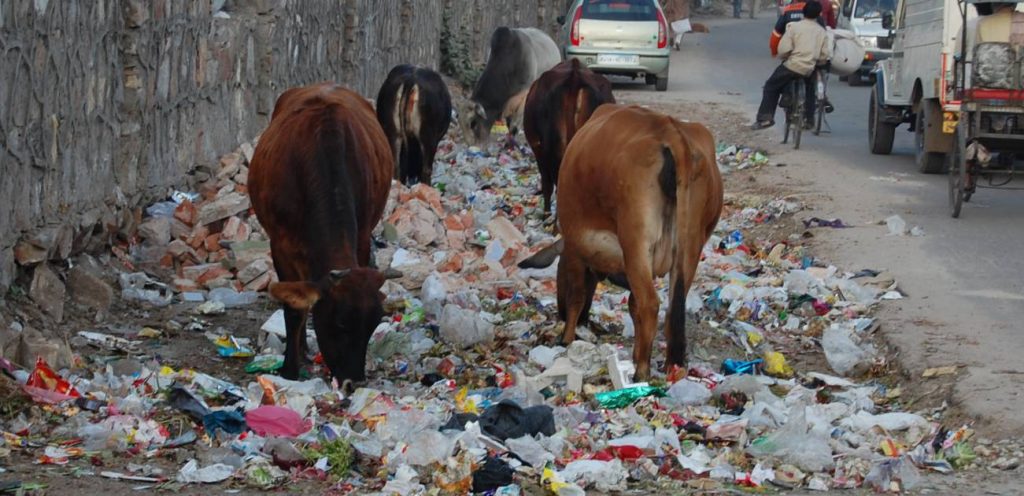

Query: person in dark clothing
[751,1,832,129]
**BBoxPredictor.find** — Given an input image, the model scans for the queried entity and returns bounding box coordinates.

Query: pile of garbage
[0,127,977,494]
[716,143,771,173]
[118,141,274,309]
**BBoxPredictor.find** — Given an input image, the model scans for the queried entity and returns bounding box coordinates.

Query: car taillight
[570,6,583,46]
[656,9,667,49]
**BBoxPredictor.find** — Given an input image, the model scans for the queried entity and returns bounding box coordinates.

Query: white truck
[837,0,897,85]
[868,0,974,172]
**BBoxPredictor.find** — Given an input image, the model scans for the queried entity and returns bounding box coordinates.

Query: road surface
[618,14,1024,439]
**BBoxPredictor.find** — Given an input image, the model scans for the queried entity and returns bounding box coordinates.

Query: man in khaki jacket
[751,1,832,129]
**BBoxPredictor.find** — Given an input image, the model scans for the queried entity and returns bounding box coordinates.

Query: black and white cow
[460,27,561,144]
[376,65,453,185]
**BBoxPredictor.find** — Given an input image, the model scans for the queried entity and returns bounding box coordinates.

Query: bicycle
[781,76,807,149]
[813,68,831,136]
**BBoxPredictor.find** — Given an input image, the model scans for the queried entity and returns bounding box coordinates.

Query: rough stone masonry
[0,0,566,291]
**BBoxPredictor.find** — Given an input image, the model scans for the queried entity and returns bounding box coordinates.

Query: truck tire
[915,102,946,174]
[869,89,896,155]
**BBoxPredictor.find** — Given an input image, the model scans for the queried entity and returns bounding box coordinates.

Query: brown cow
[519,104,723,381]
[249,83,394,385]
[523,59,615,215]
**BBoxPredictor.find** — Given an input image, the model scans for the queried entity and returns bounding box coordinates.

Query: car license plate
[597,53,639,66]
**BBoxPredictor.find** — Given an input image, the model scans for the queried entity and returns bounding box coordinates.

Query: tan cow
[519,104,723,381]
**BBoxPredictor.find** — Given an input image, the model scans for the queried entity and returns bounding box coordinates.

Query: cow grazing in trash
[376,65,453,185]
[523,59,615,215]
[249,82,395,386]
[518,105,724,381]
[460,26,561,144]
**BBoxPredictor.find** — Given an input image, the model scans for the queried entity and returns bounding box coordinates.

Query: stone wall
[0,0,568,291]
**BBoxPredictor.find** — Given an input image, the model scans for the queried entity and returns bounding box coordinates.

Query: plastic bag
[25,357,80,401]
[822,324,874,375]
[507,435,555,468]
[472,456,515,493]
[246,406,312,437]
[177,459,235,484]
[865,456,921,492]
[559,459,628,492]
[439,304,495,348]
[667,379,712,406]
[747,407,835,473]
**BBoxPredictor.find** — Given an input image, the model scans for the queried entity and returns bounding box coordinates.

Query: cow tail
[662,142,689,368]
[397,80,423,183]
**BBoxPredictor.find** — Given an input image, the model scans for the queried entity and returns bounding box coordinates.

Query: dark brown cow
[249,82,394,385]
[523,59,615,214]
[376,65,453,185]
[519,104,724,381]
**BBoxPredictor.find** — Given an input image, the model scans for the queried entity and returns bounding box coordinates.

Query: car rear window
[581,0,658,21]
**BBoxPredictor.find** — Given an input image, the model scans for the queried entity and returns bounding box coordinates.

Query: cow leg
[539,160,555,215]
[665,225,705,370]
[404,136,425,185]
[556,250,588,345]
[578,268,598,327]
[621,244,658,382]
[281,306,309,380]
[421,139,439,186]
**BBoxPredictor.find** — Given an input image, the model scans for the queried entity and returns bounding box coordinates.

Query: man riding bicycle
[751,1,832,130]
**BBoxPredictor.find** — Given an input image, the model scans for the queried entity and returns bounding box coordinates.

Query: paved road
[619,14,1024,437]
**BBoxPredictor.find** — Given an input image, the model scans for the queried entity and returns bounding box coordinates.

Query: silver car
[557,0,672,91]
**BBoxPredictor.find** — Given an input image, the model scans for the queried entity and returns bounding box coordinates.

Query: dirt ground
[0,95,990,495]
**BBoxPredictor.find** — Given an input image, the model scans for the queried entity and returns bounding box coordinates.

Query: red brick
[221,216,242,240]
[208,249,228,263]
[197,266,231,286]
[204,233,222,252]
[188,225,210,250]
[174,200,197,226]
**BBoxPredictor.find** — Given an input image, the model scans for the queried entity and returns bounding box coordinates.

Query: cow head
[269,268,387,385]
[458,100,490,145]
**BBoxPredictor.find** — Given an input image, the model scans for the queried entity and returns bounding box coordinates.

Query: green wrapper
[594,385,666,409]
[245,356,283,373]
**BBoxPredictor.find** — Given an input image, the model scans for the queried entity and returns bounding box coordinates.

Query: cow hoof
[632,368,651,383]
[280,366,300,381]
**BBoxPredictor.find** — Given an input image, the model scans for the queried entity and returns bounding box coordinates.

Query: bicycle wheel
[793,83,804,149]
[814,72,826,135]
[782,90,792,144]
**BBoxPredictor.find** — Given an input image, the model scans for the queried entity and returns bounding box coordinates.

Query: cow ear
[269,281,321,310]
[328,269,351,284]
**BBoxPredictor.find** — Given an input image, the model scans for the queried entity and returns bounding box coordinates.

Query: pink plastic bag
[246,406,312,437]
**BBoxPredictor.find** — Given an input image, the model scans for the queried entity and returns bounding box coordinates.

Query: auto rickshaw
[945,1,1024,217]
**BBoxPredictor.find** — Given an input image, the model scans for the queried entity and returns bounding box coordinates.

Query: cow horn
[328,269,351,283]
[382,268,404,279]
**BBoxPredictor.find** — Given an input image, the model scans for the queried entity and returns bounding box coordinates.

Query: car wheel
[869,88,896,155]
[655,76,668,91]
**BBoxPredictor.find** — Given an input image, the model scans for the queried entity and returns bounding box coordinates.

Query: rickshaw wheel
[948,125,966,218]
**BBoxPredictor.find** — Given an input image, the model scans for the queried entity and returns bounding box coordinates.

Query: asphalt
[619,13,1024,437]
